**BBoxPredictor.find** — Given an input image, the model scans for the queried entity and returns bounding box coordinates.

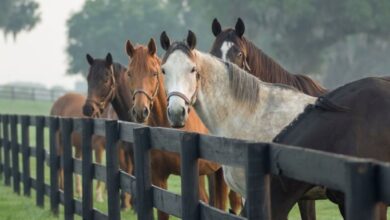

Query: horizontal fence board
[93,209,108,220]
[200,202,245,220]
[118,121,145,143]
[378,162,390,204]
[149,127,181,153]
[119,171,136,194]
[94,163,107,182]
[198,134,249,166]
[74,199,83,216]
[152,186,182,218]
[93,119,106,136]
[72,119,83,134]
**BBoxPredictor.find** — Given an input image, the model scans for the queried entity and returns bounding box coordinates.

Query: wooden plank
[345,161,377,220]
[73,158,82,175]
[180,132,200,220]
[105,120,120,220]
[72,118,83,134]
[152,186,182,218]
[21,115,31,196]
[2,115,11,185]
[198,134,249,166]
[118,120,144,143]
[35,116,45,207]
[93,119,106,136]
[49,117,59,215]
[133,127,154,220]
[61,118,74,220]
[245,143,270,220]
[119,171,136,194]
[269,143,351,191]
[93,209,109,220]
[199,201,245,220]
[81,118,94,220]
[10,115,20,194]
[74,199,83,216]
[94,163,107,182]
[149,127,181,153]
[377,162,390,204]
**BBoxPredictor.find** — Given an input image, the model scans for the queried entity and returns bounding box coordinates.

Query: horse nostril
[181,107,186,118]
[131,107,136,117]
[143,107,149,118]
[83,104,93,117]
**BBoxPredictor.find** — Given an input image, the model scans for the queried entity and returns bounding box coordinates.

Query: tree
[0,0,40,38]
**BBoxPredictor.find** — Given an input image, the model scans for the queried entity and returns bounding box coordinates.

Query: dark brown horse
[125,38,222,220]
[210,18,328,219]
[210,18,327,97]
[50,92,108,202]
[271,76,390,220]
[83,53,134,209]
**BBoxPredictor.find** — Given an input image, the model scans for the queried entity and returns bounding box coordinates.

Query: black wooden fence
[1,113,390,220]
[0,86,68,102]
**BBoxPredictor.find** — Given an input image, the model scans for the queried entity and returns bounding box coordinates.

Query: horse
[83,53,135,209]
[210,18,327,97]
[210,17,328,219]
[50,92,107,202]
[125,38,222,220]
[160,31,390,219]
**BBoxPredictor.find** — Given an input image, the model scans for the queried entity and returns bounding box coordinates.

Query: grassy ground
[0,98,355,219]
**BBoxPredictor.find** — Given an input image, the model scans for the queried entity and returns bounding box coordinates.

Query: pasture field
[0,98,347,219]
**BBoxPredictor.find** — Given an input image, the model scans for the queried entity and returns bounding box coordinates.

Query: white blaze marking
[220,41,234,61]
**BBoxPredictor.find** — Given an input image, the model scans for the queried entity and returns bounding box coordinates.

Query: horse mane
[243,38,328,97]
[224,61,261,110]
[113,62,127,75]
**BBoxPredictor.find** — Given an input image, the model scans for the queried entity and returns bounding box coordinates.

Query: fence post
[49,117,59,215]
[2,115,11,185]
[36,116,45,207]
[133,127,153,220]
[21,115,31,196]
[10,115,20,194]
[180,132,200,220]
[105,120,120,220]
[61,118,74,220]
[245,143,271,220]
[345,161,377,220]
[82,118,94,219]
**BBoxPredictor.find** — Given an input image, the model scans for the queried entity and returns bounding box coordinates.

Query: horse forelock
[162,42,194,64]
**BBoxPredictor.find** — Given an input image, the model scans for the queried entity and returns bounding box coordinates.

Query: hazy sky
[0,1,85,90]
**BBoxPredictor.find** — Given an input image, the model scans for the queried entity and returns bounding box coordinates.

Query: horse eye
[237,52,243,57]
[191,67,196,73]
[161,68,165,74]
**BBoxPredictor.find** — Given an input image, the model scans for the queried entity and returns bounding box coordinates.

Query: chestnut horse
[125,38,221,220]
[210,18,328,219]
[83,53,134,209]
[50,92,108,202]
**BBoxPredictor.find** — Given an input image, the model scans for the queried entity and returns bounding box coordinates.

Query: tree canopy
[0,0,40,38]
[67,0,390,87]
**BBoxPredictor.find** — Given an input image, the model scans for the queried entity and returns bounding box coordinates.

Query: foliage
[0,0,40,38]
[67,0,390,88]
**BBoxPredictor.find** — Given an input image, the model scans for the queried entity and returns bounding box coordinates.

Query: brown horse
[83,53,134,209]
[50,92,108,202]
[271,76,390,220]
[210,18,328,219]
[210,18,327,97]
[125,38,221,220]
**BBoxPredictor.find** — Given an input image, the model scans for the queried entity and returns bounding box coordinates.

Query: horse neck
[195,50,316,140]
[244,39,293,83]
[146,74,171,127]
[111,66,133,121]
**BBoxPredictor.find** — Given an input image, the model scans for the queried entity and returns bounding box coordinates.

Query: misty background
[1,0,390,92]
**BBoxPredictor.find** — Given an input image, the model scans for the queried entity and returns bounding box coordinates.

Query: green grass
[0,98,365,219]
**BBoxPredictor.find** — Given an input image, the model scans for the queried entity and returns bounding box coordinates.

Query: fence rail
[0,86,68,102]
[0,114,389,219]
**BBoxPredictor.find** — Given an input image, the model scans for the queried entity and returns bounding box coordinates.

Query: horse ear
[106,53,113,66]
[126,40,135,58]
[147,38,157,55]
[212,18,222,37]
[86,54,94,66]
[187,30,197,50]
[160,31,170,51]
[235,17,245,38]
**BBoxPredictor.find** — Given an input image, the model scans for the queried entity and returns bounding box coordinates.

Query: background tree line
[3,0,390,89]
